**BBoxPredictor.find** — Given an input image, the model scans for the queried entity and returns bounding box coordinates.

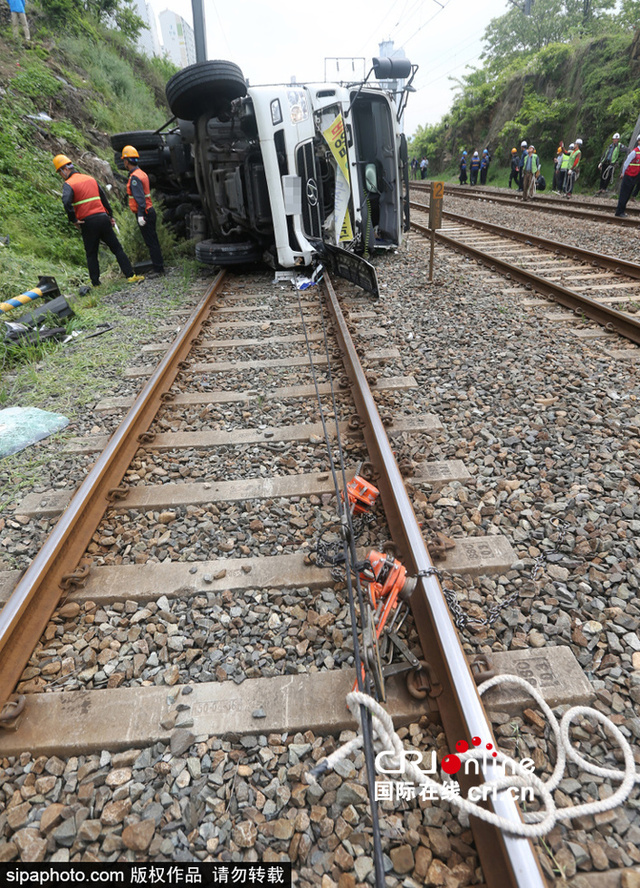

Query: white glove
[137,216,147,227]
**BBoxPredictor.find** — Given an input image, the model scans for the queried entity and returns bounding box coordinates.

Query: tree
[481,0,616,69]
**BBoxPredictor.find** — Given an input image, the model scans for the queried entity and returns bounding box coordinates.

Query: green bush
[10,62,63,101]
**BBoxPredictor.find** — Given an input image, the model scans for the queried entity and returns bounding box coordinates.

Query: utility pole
[192,0,207,63]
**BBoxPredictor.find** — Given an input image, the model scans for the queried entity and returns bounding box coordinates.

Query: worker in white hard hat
[597,132,622,194]
[518,141,528,192]
[615,136,640,217]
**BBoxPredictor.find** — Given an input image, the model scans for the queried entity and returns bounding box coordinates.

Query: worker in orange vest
[53,154,143,288]
[121,146,165,276]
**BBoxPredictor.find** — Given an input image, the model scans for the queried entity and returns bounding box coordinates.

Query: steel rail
[410,181,640,226]
[411,219,640,345]
[0,272,225,712]
[322,273,548,888]
[442,182,640,218]
[410,200,640,279]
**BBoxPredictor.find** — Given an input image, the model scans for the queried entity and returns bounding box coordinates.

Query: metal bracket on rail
[0,694,26,731]
[470,653,496,685]
[137,430,157,444]
[406,659,443,700]
[59,563,91,591]
[106,484,130,502]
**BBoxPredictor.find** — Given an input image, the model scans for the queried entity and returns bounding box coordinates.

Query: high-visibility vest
[127,168,153,213]
[569,149,581,170]
[560,152,572,171]
[625,148,640,178]
[67,173,106,220]
[524,153,540,174]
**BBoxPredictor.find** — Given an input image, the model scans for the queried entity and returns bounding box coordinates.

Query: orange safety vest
[626,148,640,178]
[67,172,106,220]
[127,168,153,213]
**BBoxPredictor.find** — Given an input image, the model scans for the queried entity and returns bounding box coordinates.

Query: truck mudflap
[308,240,379,299]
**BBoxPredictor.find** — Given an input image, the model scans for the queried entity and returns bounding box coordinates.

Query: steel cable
[295,281,386,887]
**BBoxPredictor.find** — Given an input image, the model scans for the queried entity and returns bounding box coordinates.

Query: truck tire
[113,147,164,171]
[195,239,262,266]
[110,131,164,151]
[166,61,247,121]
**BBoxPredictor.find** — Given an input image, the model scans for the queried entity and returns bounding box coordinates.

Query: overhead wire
[357,0,408,55]
[393,0,454,50]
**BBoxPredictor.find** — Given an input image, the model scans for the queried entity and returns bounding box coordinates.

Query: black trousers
[81,213,133,285]
[616,174,638,215]
[137,207,164,272]
[480,167,488,184]
[508,170,518,188]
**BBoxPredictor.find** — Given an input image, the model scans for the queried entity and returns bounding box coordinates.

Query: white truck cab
[113,57,415,296]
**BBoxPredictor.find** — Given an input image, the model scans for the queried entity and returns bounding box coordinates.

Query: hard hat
[613,132,620,139]
[483,148,488,154]
[462,150,467,155]
[530,145,535,151]
[521,141,527,147]
[121,145,140,159]
[473,151,478,155]
[511,148,517,154]
[569,143,574,149]
[575,138,583,145]
[557,147,563,154]
[53,154,73,171]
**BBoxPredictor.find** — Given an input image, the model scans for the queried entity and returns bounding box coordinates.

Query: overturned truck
[110,57,415,295]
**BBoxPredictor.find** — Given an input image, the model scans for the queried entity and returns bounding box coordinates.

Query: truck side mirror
[372,57,412,80]
[365,164,379,194]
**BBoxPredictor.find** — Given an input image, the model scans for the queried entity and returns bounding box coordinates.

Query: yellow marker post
[429,181,444,282]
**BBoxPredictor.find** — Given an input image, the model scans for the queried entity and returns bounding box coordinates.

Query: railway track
[409,197,640,346]
[0,255,638,884]
[411,181,640,227]
[0,269,553,884]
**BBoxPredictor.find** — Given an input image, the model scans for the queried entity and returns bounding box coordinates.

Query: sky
[148,0,510,139]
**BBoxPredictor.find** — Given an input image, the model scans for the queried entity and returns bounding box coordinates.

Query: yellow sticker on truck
[323,115,350,185]
[323,114,353,242]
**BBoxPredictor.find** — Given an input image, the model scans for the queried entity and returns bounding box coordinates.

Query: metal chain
[315,512,376,581]
[438,519,570,631]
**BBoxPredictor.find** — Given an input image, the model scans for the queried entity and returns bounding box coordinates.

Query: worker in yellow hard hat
[508,148,520,189]
[121,146,164,276]
[53,154,144,288]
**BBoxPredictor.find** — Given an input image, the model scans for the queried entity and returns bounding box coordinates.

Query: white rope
[305,673,640,838]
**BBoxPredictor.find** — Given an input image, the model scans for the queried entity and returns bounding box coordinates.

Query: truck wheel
[113,147,164,171]
[195,239,261,266]
[166,61,247,121]
[110,131,164,151]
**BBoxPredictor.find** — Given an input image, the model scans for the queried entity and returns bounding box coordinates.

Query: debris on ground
[0,406,69,459]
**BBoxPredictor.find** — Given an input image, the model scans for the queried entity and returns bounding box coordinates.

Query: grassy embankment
[0,24,200,406]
